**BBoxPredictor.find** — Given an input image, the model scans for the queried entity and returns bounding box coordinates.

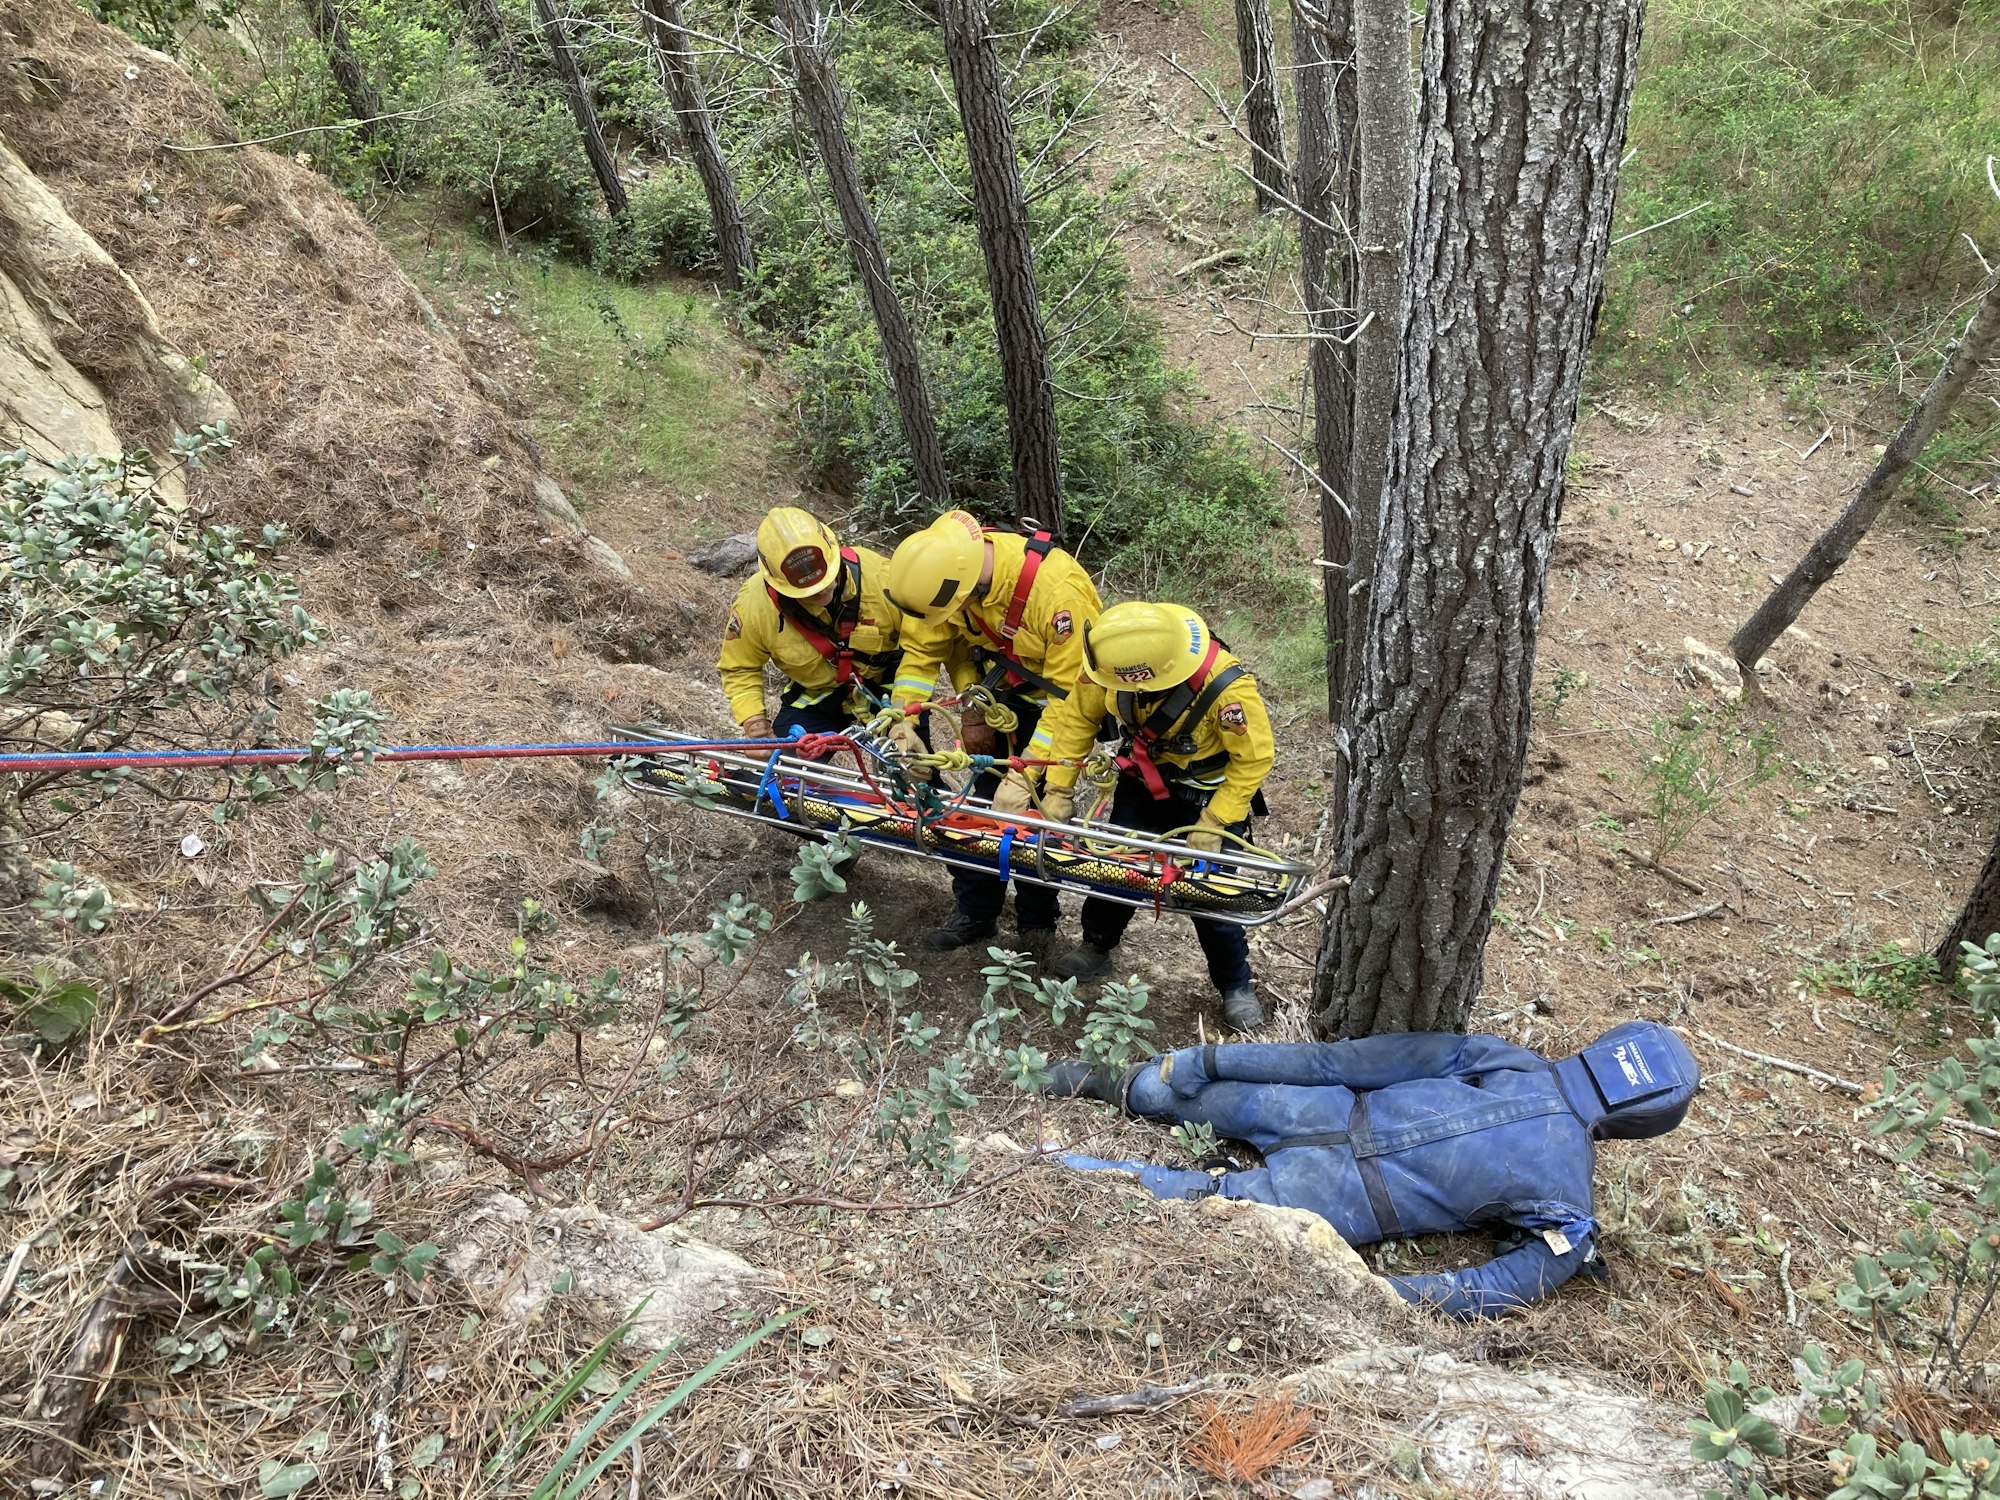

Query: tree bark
[305,0,385,136]
[454,0,531,94]
[779,0,951,504]
[639,0,757,292]
[532,0,630,216]
[1938,820,2000,980]
[1292,0,1355,721]
[938,0,1064,535]
[1730,272,2000,673]
[1236,0,1288,213]
[1344,0,1414,634]
[1312,0,1645,1038]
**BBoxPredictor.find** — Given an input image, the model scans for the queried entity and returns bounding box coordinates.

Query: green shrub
[1606,0,2000,374]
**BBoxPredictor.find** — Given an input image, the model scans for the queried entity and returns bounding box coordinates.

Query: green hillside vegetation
[162,0,1281,602]
[1608,0,2000,380]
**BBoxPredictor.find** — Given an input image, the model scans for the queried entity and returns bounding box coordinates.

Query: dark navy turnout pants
[1079,773,1252,991]
[953,697,1061,932]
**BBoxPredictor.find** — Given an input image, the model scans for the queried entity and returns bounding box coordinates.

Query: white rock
[442,1192,783,1349]
[585,534,634,579]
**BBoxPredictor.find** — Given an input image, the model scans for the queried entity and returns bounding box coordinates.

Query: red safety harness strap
[1116,640,1232,802]
[769,547,866,685]
[971,530,1053,672]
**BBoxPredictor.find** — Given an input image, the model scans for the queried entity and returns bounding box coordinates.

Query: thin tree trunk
[1730,272,2000,673]
[532,0,629,216]
[305,0,384,135]
[640,0,757,292]
[1938,818,2000,980]
[1293,0,1354,721]
[938,0,1064,535]
[454,0,531,93]
[779,0,951,504]
[1312,0,1645,1039]
[1936,828,2000,980]
[1236,0,1287,213]
[1344,0,1414,644]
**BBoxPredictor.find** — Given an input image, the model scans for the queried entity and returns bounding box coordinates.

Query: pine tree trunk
[639,0,757,292]
[1312,0,1645,1038]
[1730,271,2000,673]
[779,0,951,504]
[1293,0,1356,722]
[1938,820,2000,980]
[455,0,530,94]
[532,0,630,216]
[938,0,1064,535]
[305,0,385,136]
[1345,0,1413,619]
[1236,0,1287,213]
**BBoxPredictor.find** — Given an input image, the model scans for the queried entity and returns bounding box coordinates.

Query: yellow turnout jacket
[1029,646,1275,825]
[890,531,1103,710]
[717,545,902,726]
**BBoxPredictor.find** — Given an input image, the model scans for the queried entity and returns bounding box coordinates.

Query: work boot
[1052,943,1114,983]
[1042,1059,1122,1103]
[1220,983,1265,1033]
[921,908,998,952]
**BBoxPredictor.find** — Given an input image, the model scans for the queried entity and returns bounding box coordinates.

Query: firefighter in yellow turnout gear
[884,510,1103,953]
[718,507,904,744]
[1004,601,1276,1032]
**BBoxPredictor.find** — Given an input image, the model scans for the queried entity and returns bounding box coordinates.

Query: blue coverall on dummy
[1062,1021,1699,1319]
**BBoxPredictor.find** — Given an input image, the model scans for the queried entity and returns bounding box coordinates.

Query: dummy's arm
[1387,1233,1593,1320]
[1157,1034,1533,1097]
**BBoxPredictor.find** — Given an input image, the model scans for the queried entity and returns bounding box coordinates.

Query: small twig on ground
[1630,851,1706,895]
[0,1235,34,1316]
[1056,1379,1210,1418]
[1779,1244,1799,1327]
[1651,901,1726,926]
[1175,248,1244,279]
[1698,1030,2000,1142]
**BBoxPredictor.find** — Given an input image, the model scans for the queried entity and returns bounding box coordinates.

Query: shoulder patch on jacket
[724,610,742,640]
[1219,701,1247,733]
[1052,609,1073,641]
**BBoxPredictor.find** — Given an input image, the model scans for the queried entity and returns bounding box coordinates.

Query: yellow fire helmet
[756,506,842,598]
[1082,601,1213,690]
[884,510,986,619]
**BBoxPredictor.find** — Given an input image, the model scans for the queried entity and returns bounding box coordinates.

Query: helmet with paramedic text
[1082,602,1212,691]
[884,510,986,619]
[757,507,842,599]
[1553,1021,1700,1140]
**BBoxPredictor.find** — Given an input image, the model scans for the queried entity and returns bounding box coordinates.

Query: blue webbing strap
[995,825,1017,884]
[756,748,789,820]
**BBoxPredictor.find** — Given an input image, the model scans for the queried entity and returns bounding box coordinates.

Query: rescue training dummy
[1000,601,1274,1032]
[883,510,1103,954]
[718,507,904,743]
[1045,1021,1699,1318]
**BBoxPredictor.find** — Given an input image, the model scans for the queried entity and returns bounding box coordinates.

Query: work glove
[958,707,999,757]
[1039,788,1075,825]
[990,772,1037,814]
[1188,809,1226,854]
[886,715,933,782]
[741,714,773,741]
